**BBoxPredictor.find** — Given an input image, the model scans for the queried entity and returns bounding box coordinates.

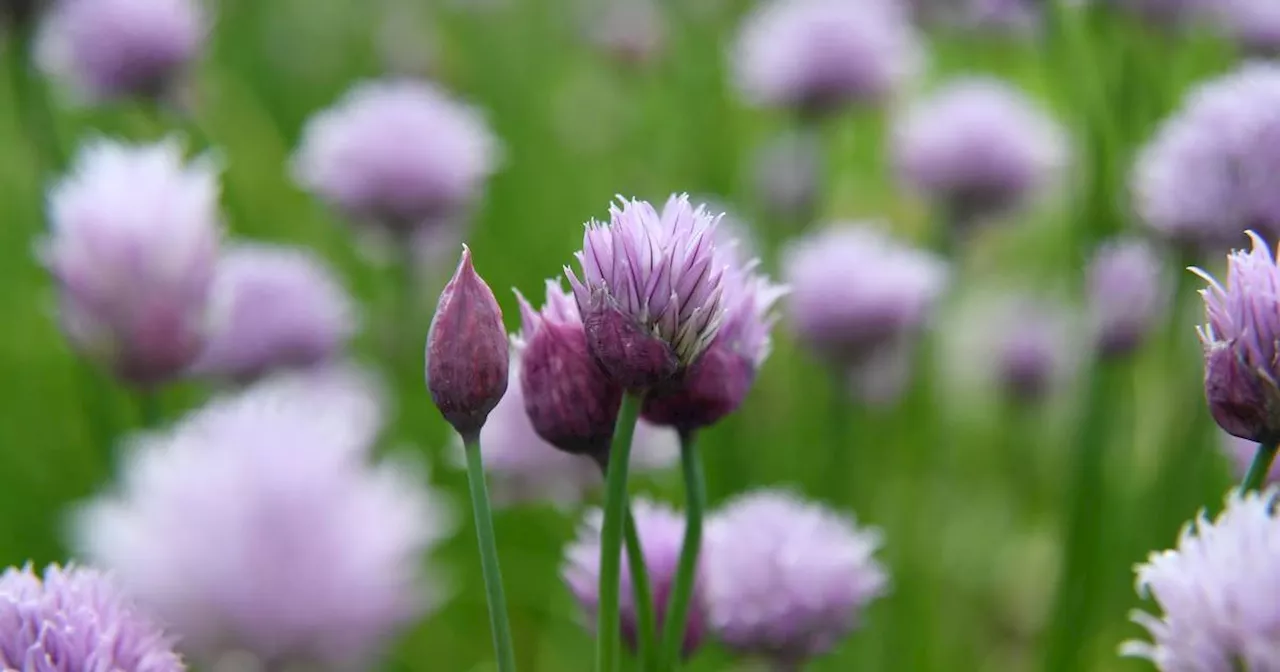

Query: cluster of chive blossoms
[563,490,889,667]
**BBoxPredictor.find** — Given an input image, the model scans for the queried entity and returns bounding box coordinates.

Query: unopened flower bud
[425,246,509,440]
[516,281,622,461]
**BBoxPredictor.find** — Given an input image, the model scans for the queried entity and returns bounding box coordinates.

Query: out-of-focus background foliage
[0,0,1250,669]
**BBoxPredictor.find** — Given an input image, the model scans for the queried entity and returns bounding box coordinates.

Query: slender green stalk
[1042,359,1125,672]
[1240,442,1280,494]
[462,436,517,672]
[622,506,657,671]
[658,430,706,670]
[597,391,643,672]
[8,21,66,173]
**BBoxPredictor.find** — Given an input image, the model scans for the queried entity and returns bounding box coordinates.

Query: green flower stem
[622,506,657,671]
[597,391,643,672]
[462,436,517,672]
[658,430,706,670]
[1241,442,1280,494]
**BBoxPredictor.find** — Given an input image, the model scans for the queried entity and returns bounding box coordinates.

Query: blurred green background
[0,0,1252,669]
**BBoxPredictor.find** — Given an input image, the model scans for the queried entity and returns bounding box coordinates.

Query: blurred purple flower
[1108,0,1207,24]
[1214,0,1280,56]
[191,243,357,382]
[563,498,706,657]
[1220,432,1280,484]
[732,0,923,115]
[1133,63,1280,252]
[995,296,1076,403]
[1122,488,1280,670]
[893,76,1068,227]
[1087,237,1170,357]
[1194,231,1280,443]
[911,0,1040,36]
[75,366,451,670]
[36,0,206,101]
[0,563,184,672]
[587,0,666,66]
[565,194,727,389]
[40,137,221,387]
[466,347,678,507]
[750,130,821,222]
[702,489,888,667]
[643,234,786,433]
[293,79,500,234]
[782,223,948,367]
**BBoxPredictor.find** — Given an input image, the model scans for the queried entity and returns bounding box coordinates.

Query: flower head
[732,0,922,115]
[516,279,624,462]
[565,194,727,389]
[36,0,206,101]
[751,130,821,222]
[75,366,451,669]
[0,563,184,672]
[563,498,706,657]
[192,243,357,382]
[1194,231,1280,443]
[427,246,509,441]
[1133,63,1280,252]
[703,489,888,666]
[472,349,678,506]
[587,0,666,66]
[643,240,786,433]
[293,79,500,232]
[1087,237,1170,357]
[1122,488,1280,671]
[782,223,948,366]
[1214,0,1280,56]
[892,76,1069,227]
[40,137,221,386]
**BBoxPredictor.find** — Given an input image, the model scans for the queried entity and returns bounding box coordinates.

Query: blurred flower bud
[516,280,622,462]
[1087,237,1169,358]
[426,246,509,441]
[751,130,820,223]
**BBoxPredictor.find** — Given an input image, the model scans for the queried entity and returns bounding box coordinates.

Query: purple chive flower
[992,296,1076,403]
[1214,0,1280,56]
[468,349,678,506]
[40,137,221,387]
[293,79,500,234]
[563,498,707,657]
[732,0,923,116]
[74,366,451,670]
[191,243,357,382]
[426,246,509,441]
[1133,63,1280,252]
[516,279,623,461]
[1221,432,1280,484]
[1087,237,1170,357]
[702,489,888,667]
[36,0,205,101]
[893,76,1069,227]
[643,239,786,434]
[0,563,184,672]
[782,223,948,367]
[1122,488,1280,670]
[912,0,1040,36]
[1193,231,1280,443]
[565,194,728,390]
